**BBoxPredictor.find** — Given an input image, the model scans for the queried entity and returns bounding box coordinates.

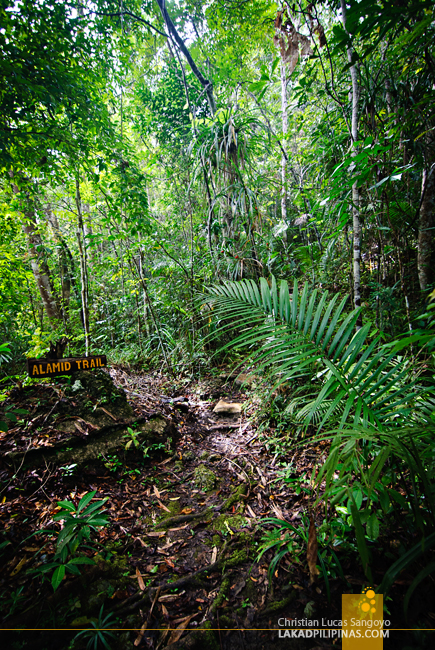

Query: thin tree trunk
[418,161,435,291]
[26,276,38,328]
[341,0,362,326]
[75,175,90,356]
[10,176,62,325]
[280,59,288,228]
[83,203,94,259]
[138,241,151,338]
[46,204,71,322]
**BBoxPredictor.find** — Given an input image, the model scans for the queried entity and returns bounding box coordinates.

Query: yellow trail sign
[26,355,107,378]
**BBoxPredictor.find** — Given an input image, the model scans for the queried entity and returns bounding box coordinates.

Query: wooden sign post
[26,355,107,378]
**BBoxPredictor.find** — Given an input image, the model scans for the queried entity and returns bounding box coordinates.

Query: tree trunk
[82,202,94,260]
[341,0,362,325]
[280,59,288,228]
[10,176,62,325]
[418,161,435,292]
[46,204,71,319]
[75,175,91,356]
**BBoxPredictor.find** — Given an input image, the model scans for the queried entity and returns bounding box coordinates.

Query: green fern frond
[203,277,422,431]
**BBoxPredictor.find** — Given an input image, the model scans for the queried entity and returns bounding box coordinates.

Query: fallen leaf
[168,524,189,532]
[100,406,117,421]
[307,516,320,585]
[11,556,27,576]
[224,520,234,536]
[271,502,285,520]
[146,531,166,538]
[159,592,184,602]
[134,620,147,646]
[136,567,145,591]
[211,546,218,564]
[166,614,195,645]
[181,508,194,515]
[171,613,199,625]
[110,589,129,599]
[158,539,177,551]
[161,603,169,617]
[246,505,257,518]
[250,576,258,582]
[157,626,170,648]
[231,580,246,597]
[74,421,87,435]
[157,499,171,513]
[153,485,161,499]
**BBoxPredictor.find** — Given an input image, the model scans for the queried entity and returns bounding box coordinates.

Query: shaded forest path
[0,367,339,650]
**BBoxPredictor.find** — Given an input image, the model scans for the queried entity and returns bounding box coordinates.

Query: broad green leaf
[366,513,380,540]
[76,491,97,514]
[52,565,66,591]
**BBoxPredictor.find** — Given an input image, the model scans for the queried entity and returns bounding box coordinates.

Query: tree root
[260,591,297,616]
[163,621,219,650]
[154,507,214,529]
[210,574,231,614]
[112,534,250,618]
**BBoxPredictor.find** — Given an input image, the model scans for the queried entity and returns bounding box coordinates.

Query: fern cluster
[204,277,425,432]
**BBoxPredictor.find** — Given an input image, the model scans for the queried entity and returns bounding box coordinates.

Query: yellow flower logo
[358,587,377,614]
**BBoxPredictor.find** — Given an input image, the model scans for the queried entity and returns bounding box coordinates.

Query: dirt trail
[0,367,338,650]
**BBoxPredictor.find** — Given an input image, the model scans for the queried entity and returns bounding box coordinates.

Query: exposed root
[155,507,214,529]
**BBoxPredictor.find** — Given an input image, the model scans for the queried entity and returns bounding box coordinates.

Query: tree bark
[46,204,71,319]
[75,175,91,356]
[341,0,362,325]
[418,161,435,292]
[155,0,216,115]
[10,176,62,325]
[280,59,288,228]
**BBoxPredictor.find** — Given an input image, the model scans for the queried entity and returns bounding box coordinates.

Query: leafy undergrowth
[0,368,433,649]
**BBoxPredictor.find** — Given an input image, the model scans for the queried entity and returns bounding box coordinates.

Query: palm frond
[203,278,424,431]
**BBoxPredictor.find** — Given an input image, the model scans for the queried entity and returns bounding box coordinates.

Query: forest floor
[0,367,431,649]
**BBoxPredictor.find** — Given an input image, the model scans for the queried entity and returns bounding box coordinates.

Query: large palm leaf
[203,277,422,431]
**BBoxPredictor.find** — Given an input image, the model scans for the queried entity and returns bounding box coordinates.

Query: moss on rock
[194,464,217,491]
[220,482,248,512]
[261,591,297,616]
[209,513,249,534]
[211,575,231,613]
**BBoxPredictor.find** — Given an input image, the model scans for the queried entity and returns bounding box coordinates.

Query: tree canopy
[1,0,435,643]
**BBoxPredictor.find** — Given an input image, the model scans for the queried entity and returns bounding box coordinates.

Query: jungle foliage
[1,0,435,608]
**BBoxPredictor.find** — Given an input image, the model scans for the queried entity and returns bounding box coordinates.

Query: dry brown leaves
[274,8,312,74]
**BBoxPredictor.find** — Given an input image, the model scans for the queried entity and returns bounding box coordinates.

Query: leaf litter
[0,366,402,648]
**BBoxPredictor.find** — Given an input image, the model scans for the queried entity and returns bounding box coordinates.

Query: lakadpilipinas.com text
[277,617,391,639]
